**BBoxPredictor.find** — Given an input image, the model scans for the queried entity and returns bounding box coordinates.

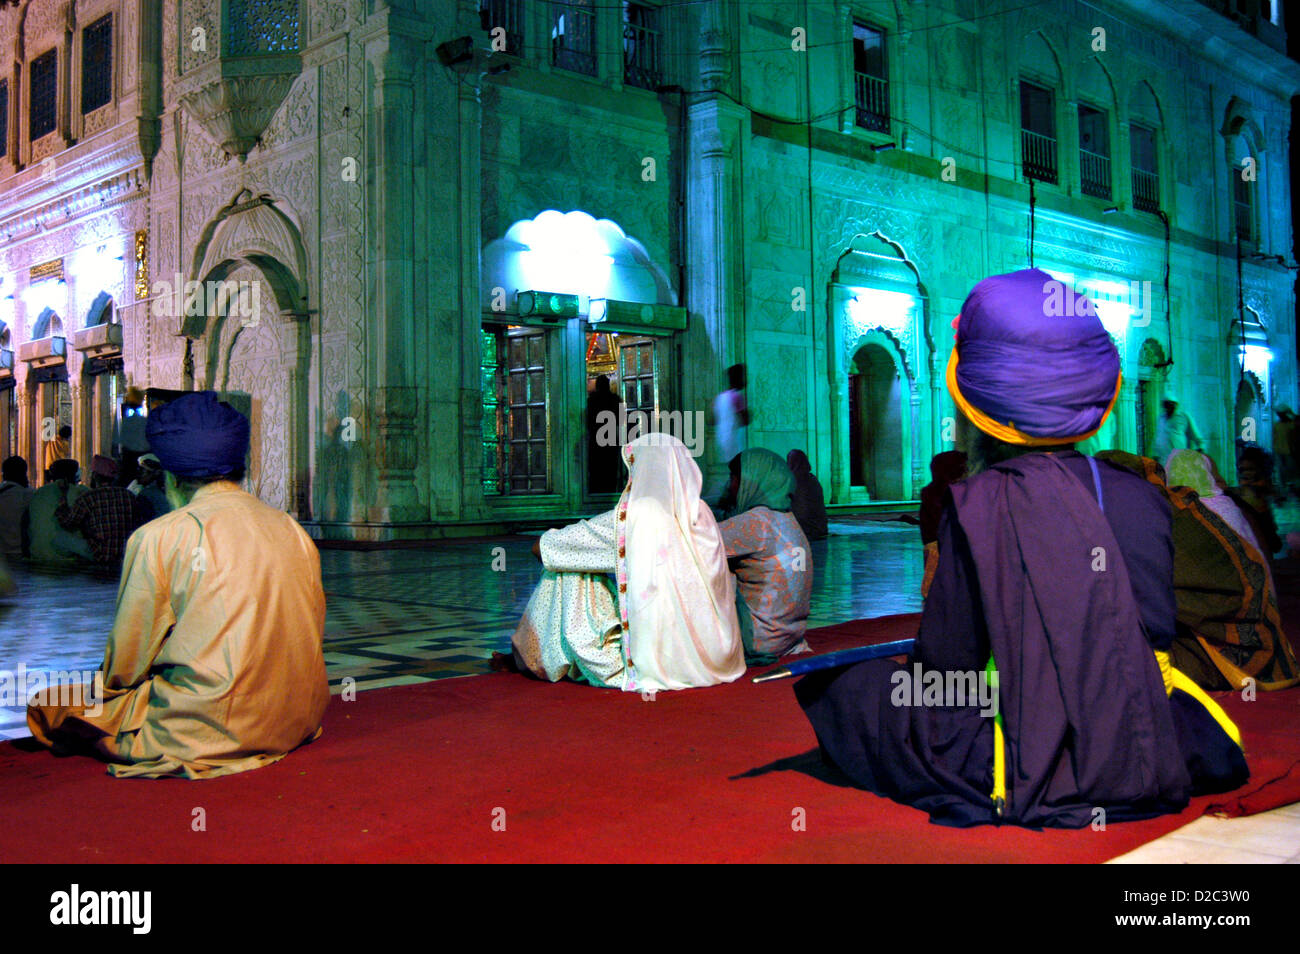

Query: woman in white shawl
[506,433,745,691]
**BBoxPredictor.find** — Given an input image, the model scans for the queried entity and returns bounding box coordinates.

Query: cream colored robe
[27,482,330,778]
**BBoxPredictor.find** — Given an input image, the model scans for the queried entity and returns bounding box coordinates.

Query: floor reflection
[10,499,1296,740]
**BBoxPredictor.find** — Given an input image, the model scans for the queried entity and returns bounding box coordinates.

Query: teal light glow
[482,209,674,314]
[847,287,915,338]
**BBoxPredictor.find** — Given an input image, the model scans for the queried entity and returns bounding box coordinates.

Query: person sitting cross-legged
[795,269,1249,828]
[27,392,330,779]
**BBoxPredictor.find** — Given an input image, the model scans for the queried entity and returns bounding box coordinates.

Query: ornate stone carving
[31,134,61,164]
[259,73,316,149]
[180,0,220,74]
[309,0,349,42]
[178,70,302,160]
[83,104,117,137]
[372,386,419,474]
[213,266,289,510]
[23,0,67,45]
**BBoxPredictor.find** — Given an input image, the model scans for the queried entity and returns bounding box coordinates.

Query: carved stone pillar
[364,34,426,524]
[684,93,748,488]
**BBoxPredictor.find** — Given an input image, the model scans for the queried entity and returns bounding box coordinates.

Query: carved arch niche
[188,190,313,518]
[826,232,928,503]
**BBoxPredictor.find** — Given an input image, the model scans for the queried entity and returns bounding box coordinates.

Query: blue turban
[146,391,250,479]
[947,268,1121,445]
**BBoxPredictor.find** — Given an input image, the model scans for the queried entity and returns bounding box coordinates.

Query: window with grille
[853,22,888,133]
[618,338,657,422]
[482,327,549,494]
[1019,81,1057,183]
[1130,124,1159,213]
[225,0,300,56]
[552,0,596,76]
[1078,105,1111,199]
[82,14,114,115]
[1234,167,1253,243]
[0,80,8,159]
[30,50,58,141]
[623,2,662,90]
[480,0,524,57]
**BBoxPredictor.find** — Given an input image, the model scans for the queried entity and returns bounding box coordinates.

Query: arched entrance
[200,263,293,511]
[849,341,906,500]
[827,233,928,504]
[189,192,312,517]
[1234,373,1263,449]
[1136,338,1168,457]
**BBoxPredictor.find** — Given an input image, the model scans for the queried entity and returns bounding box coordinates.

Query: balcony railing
[854,72,889,133]
[1021,129,1057,183]
[552,3,596,76]
[623,21,663,90]
[1132,168,1160,213]
[481,0,524,57]
[1080,148,1111,199]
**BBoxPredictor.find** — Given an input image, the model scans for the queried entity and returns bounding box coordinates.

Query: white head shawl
[613,433,745,691]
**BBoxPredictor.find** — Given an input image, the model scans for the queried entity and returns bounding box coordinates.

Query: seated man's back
[28,392,329,779]
[96,482,329,777]
[27,481,90,562]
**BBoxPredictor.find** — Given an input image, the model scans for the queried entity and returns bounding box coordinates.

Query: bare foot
[490,651,519,673]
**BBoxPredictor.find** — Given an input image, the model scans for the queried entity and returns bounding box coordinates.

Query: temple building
[0,0,1296,538]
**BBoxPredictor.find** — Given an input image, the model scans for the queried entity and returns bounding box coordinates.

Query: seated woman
[1101,449,1298,692]
[786,450,828,540]
[796,269,1248,828]
[508,433,745,692]
[717,449,813,664]
[1230,446,1283,558]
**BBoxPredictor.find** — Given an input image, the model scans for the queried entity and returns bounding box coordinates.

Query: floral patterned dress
[510,511,626,687]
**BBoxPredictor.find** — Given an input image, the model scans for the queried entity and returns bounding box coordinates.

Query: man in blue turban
[28,392,330,778]
[796,269,1247,827]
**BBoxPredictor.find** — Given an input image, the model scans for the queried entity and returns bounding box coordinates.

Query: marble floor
[1,509,1297,863]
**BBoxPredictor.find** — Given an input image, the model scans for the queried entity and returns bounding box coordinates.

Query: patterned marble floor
[0,515,924,738]
[1,506,1297,863]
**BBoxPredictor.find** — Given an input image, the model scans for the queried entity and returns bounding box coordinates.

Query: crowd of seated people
[0,447,171,570]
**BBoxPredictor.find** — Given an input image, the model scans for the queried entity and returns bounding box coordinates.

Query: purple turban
[947,268,1121,445]
[146,391,250,479]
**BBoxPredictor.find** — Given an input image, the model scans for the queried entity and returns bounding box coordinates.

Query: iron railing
[1132,168,1160,212]
[623,20,663,89]
[1079,147,1111,198]
[552,2,596,76]
[1235,197,1254,242]
[480,0,524,57]
[854,72,889,133]
[1021,128,1057,183]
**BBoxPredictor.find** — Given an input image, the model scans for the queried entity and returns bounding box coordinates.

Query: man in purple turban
[28,392,330,778]
[796,269,1247,827]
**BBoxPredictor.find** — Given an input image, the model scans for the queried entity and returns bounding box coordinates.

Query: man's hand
[531,538,542,562]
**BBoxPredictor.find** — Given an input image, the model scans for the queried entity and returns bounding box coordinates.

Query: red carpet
[1,612,1297,863]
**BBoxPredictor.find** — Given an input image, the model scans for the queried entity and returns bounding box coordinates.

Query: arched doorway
[1136,338,1168,457]
[828,234,927,504]
[199,262,294,513]
[1234,373,1263,450]
[190,192,312,517]
[849,341,906,500]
